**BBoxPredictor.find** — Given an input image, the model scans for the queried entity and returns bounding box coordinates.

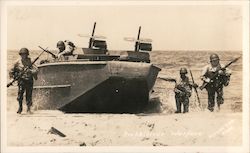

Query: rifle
[200,56,241,90]
[7,49,45,88]
[38,46,57,59]
[189,70,202,109]
[175,84,189,96]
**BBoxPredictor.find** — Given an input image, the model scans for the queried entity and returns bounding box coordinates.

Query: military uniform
[56,40,75,59]
[9,48,38,114]
[201,54,231,112]
[174,68,192,113]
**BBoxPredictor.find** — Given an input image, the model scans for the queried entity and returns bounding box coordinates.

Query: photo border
[1,1,249,152]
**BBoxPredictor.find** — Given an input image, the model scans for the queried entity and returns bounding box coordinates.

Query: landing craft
[33,22,161,113]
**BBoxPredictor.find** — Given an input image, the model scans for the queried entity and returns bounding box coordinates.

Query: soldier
[174,67,194,113]
[9,48,38,114]
[56,40,75,59]
[201,54,231,112]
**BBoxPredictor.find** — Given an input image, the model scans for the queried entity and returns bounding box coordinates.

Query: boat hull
[33,61,160,113]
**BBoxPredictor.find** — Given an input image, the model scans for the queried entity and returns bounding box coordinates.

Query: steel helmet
[19,48,29,55]
[57,41,65,48]
[210,53,220,61]
[180,67,188,74]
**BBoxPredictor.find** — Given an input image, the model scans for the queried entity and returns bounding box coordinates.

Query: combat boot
[27,106,31,113]
[216,103,221,112]
[17,107,22,114]
[175,105,181,113]
[175,110,181,113]
[17,101,23,114]
[208,107,214,112]
[183,106,189,113]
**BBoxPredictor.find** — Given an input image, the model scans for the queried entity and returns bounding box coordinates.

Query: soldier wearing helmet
[19,47,29,55]
[201,53,231,112]
[56,40,75,59]
[9,48,38,114]
[159,67,198,113]
[180,67,188,74]
[174,67,193,113]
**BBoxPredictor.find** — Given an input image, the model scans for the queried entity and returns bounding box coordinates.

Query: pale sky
[7,5,242,51]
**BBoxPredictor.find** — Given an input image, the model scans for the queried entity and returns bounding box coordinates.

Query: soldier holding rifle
[9,48,38,114]
[200,54,236,112]
[160,67,198,113]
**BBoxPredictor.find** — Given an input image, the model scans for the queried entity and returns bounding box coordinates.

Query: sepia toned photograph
[1,0,249,153]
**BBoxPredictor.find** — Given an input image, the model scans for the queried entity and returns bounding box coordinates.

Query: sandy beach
[7,111,242,146]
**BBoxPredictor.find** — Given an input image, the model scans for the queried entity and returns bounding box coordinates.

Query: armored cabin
[33,24,160,113]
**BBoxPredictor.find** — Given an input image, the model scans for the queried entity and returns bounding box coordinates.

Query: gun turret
[125,26,152,52]
[79,22,108,54]
[87,22,107,51]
